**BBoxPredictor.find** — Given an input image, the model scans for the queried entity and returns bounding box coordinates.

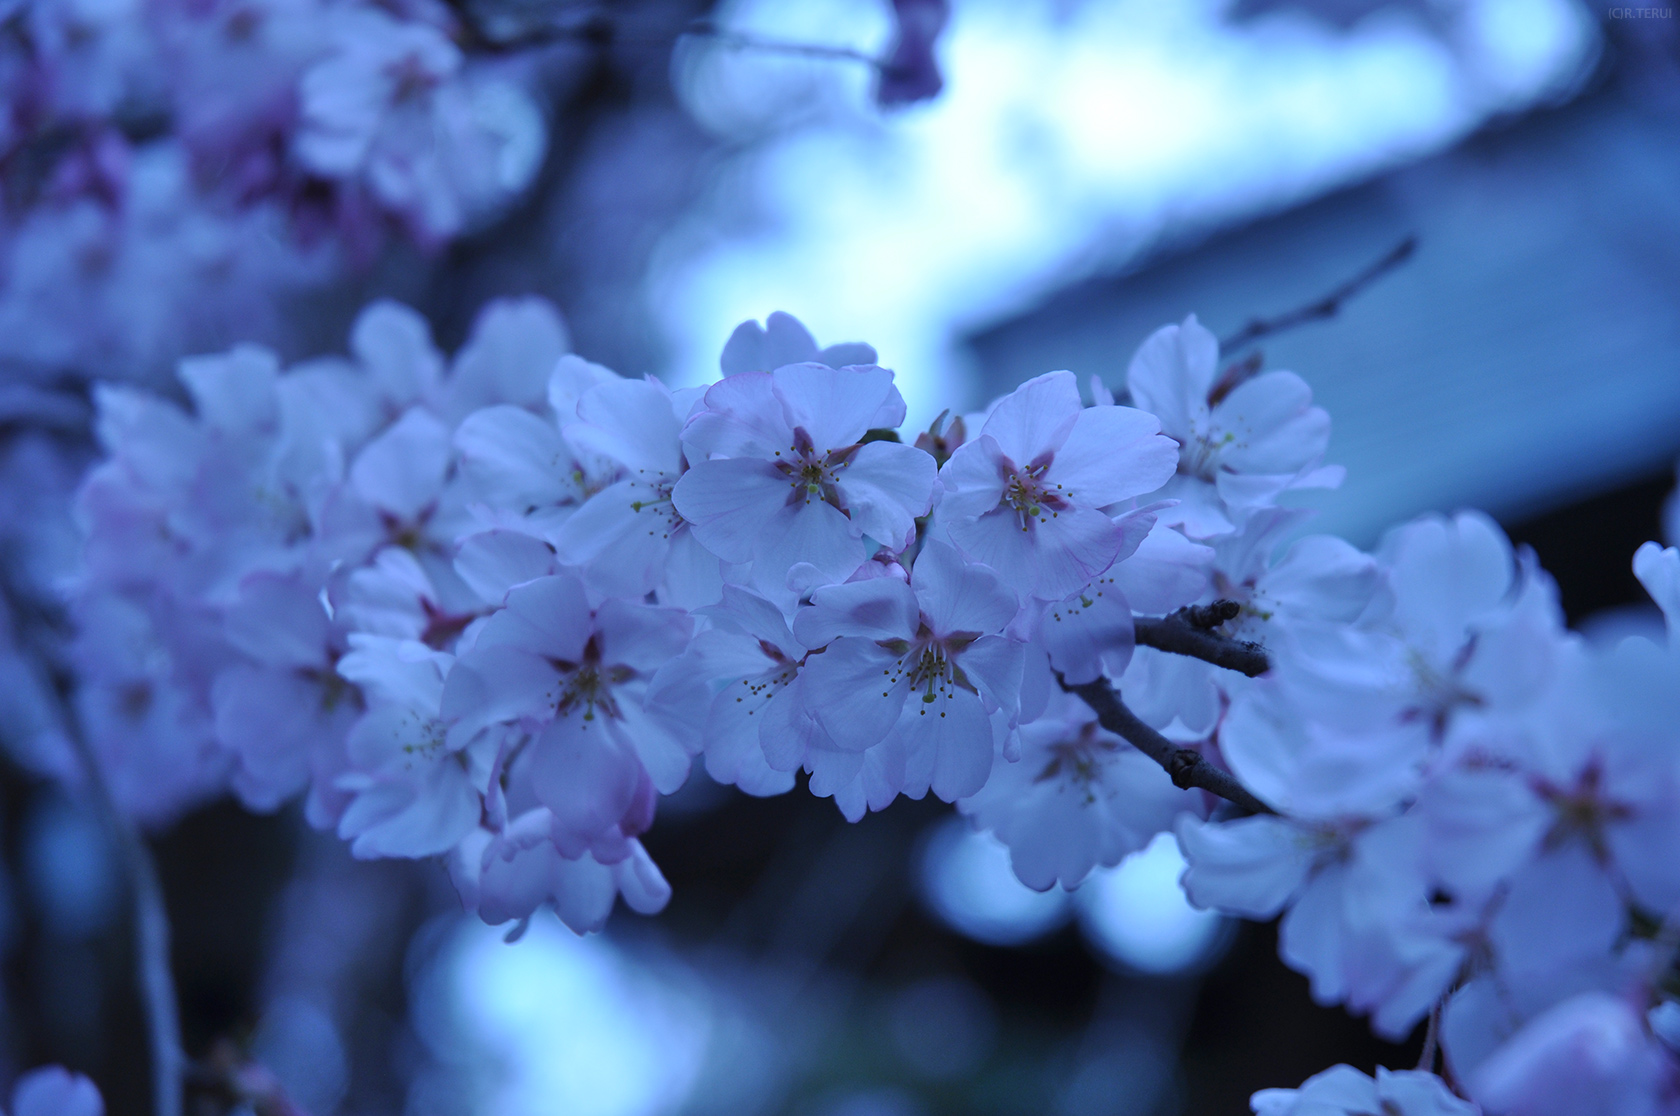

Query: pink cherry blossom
[672,362,936,604]
[937,370,1178,600]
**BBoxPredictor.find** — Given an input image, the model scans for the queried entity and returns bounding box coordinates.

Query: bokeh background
[3,1,1680,1114]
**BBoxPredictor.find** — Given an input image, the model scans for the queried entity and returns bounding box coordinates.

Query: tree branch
[1060,674,1274,815]
[1218,234,1417,354]
[68,724,184,1116]
[0,575,183,1116]
[1134,603,1270,677]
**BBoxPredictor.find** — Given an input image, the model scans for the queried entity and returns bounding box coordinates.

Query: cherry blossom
[791,540,1026,811]
[673,361,936,603]
[1251,1065,1476,1116]
[937,370,1178,600]
[1125,315,1342,539]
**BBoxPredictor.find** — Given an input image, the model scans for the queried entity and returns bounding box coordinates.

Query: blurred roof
[964,80,1680,546]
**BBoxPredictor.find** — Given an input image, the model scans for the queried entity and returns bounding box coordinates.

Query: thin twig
[1218,235,1418,354]
[1060,674,1274,815]
[70,728,185,1116]
[1134,607,1270,678]
[1418,1001,1442,1072]
[0,575,183,1116]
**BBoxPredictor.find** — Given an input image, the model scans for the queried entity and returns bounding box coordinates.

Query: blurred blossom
[886,975,998,1080]
[1075,832,1228,977]
[814,1088,929,1116]
[22,795,118,939]
[411,917,712,1116]
[659,0,1598,425]
[251,994,349,1116]
[1057,1023,1177,1116]
[918,817,1071,946]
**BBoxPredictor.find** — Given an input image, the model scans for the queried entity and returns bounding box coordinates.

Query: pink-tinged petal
[949,503,1122,601]
[1266,535,1380,623]
[448,297,571,415]
[721,312,818,375]
[1378,512,1514,648]
[225,573,330,667]
[1175,814,1314,918]
[613,840,671,915]
[937,434,1009,520]
[661,529,725,610]
[795,577,920,645]
[1017,643,1053,726]
[215,666,350,812]
[1469,993,1664,1116]
[1634,541,1680,639]
[701,584,801,655]
[1048,405,1178,507]
[339,548,434,640]
[547,354,620,420]
[704,676,798,795]
[1154,475,1235,538]
[910,540,1019,635]
[552,481,671,599]
[12,1066,105,1116]
[899,689,994,801]
[453,529,556,605]
[549,853,624,933]
[1212,371,1329,475]
[566,378,684,475]
[978,371,1082,464]
[338,760,480,859]
[350,407,451,520]
[351,299,443,406]
[772,363,903,448]
[336,634,448,710]
[758,677,837,771]
[530,716,642,854]
[683,372,793,460]
[594,598,691,672]
[1040,584,1134,684]
[178,345,279,434]
[1223,684,1426,820]
[836,441,936,547]
[798,637,911,752]
[616,699,696,794]
[751,500,867,599]
[455,404,577,512]
[1108,521,1213,614]
[472,574,592,661]
[671,457,791,563]
[954,634,1024,714]
[1125,316,1217,441]
[440,644,559,740]
[805,743,867,800]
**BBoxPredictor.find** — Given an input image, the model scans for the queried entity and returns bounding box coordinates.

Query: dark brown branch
[1218,234,1417,354]
[1134,605,1270,678]
[1060,675,1274,815]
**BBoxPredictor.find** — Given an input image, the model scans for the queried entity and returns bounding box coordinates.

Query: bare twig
[0,576,183,1116]
[1134,604,1270,678]
[1418,1001,1442,1072]
[1060,674,1274,815]
[1218,235,1417,354]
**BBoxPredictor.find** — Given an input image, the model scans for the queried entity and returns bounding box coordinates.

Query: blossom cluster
[70,301,1680,1114]
[0,0,546,380]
